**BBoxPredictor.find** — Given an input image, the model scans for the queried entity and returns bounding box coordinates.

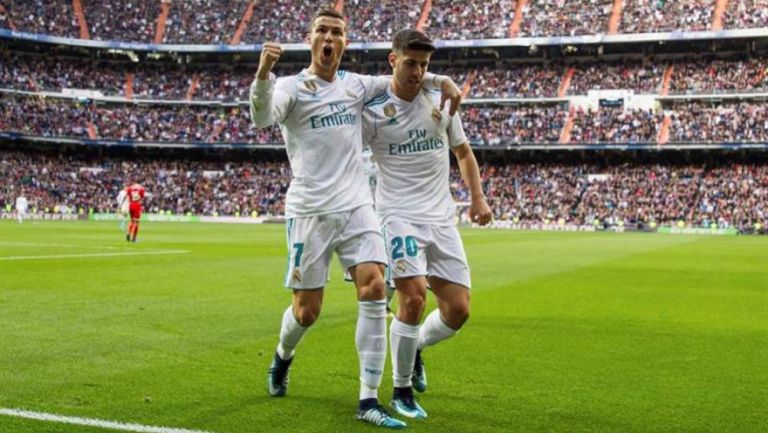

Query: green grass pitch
[1,220,766,433]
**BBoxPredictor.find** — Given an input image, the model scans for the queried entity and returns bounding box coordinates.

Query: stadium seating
[2,0,768,42]
[2,150,766,231]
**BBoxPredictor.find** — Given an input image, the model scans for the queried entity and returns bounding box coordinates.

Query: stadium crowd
[0,95,283,144]
[0,150,290,216]
[344,0,423,42]
[568,60,665,95]
[669,58,768,94]
[424,0,514,40]
[667,101,768,143]
[519,0,612,37]
[468,64,562,98]
[5,95,768,145]
[2,151,766,232]
[620,0,713,34]
[4,54,767,101]
[82,0,159,43]
[162,0,248,44]
[2,0,768,43]
[478,161,768,231]
[569,107,661,143]
[462,105,567,145]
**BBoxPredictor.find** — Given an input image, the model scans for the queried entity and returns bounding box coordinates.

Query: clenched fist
[256,42,284,80]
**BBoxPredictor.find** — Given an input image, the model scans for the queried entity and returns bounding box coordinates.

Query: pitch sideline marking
[0,241,126,250]
[0,250,190,261]
[0,408,215,433]
[0,241,180,252]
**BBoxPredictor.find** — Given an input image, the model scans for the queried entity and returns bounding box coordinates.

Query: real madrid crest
[291,268,302,283]
[395,260,407,273]
[383,103,397,118]
[303,80,317,92]
[431,107,442,123]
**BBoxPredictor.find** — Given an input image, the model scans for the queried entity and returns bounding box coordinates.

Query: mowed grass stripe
[0,221,766,433]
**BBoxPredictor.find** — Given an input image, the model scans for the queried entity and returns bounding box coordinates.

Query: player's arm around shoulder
[355,71,460,115]
[249,42,296,127]
[451,143,492,226]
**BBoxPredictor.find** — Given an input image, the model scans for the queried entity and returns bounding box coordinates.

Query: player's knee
[400,292,426,320]
[445,302,470,330]
[295,306,320,327]
[359,275,386,301]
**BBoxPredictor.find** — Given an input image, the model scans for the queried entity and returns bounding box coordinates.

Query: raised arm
[249,42,296,128]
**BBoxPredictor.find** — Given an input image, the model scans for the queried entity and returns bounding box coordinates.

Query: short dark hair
[309,8,346,32]
[392,29,435,53]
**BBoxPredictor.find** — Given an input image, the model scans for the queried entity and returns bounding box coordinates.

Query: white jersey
[117,189,127,206]
[15,196,28,211]
[362,147,377,200]
[363,87,468,226]
[250,69,391,218]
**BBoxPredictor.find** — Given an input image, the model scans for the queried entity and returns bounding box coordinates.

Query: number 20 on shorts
[391,236,418,260]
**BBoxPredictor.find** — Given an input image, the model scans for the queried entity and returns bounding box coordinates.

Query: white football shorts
[284,205,386,289]
[382,221,471,289]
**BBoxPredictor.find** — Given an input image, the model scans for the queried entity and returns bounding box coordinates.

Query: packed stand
[479,163,586,224]
[0,151,290,216]
[3,152,766,231]
[477,162,768,230]
[620,0,713,34]
[469,64,562,98]
[519,0,613,37]
[162,0,248,44]
[6,54,766,102]
[568,60,665,95]
[0,54,126,95]
[344,0,422,42]
[423,0,515,40]
[569,106,660,143]
[242,0,335,44]
[669,58,768,94]
[463,105,568,145]
[82,0,159,43]
[0,55,307,101]
[0,95,283,144]
[574,164,702,227]
[0,0,78,38]
[722,0,768,30]
[667,101,768,143]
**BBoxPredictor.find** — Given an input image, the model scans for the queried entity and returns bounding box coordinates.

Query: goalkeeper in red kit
[124,183,146,242]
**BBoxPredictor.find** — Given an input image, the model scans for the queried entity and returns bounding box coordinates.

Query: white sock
[417,309,457,351]
[276,305,307,360]
[390,318,420,388]
[356,300,387,400]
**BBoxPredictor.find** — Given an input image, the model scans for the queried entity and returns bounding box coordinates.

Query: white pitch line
[0,241,125,250]
[0,250,190,261]
[0,408,215,433]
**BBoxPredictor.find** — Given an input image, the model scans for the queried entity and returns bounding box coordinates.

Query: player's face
[390,49,432,96]
[307,16,348,74]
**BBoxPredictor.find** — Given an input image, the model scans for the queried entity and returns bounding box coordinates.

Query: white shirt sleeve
[249,73,297,127]
[447,112,468,148]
